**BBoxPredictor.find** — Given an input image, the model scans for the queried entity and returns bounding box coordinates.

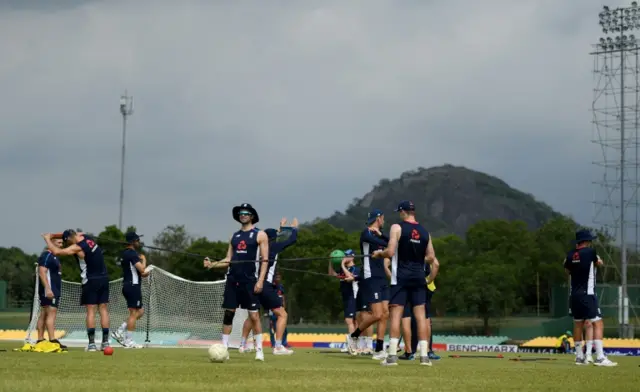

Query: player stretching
[112,231,150,348]
[43,230,111,351]
[564,229,616,366]
[204,203,269,361]
[347,209,390,360]
[34,237,66,353]
[372,201,439,366]
[328,249,358,346]
[239,217,298,355]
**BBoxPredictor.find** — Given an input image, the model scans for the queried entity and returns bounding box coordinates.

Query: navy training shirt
[38,251,62,297]
[360,228,389,280]
[564,247,599,296]
[391,221,430,285]
[120,248,142,285]
[228,228,261,283]
[339,265,359,297]
[266,228,298,284]
[74,236,108,284]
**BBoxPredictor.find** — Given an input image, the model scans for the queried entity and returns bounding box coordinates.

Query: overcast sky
[0,0,621,254]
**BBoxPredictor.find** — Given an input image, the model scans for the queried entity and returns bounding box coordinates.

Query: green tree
[0,247,38,306]
[151,224,194,270]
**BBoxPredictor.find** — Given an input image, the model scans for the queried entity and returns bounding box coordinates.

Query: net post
[25,264,40,344]
[145,268,152,345]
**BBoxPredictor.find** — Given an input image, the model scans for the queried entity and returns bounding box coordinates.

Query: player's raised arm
[424,233,439,284]
[372,224,401,259]
[42,233,81,256]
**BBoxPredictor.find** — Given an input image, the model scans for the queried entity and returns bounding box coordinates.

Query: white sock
[255,334,263,350]
[119,322,127,332]
[126,331,133,341]
[358,337,366,349]
[594,340,605,360]
[222,334,230,348]
[275,339,282,348]
[240,337,246,347]
[418,340,428,357]
[575,341,584,359]
[586,340,593,356]
[388,338,399,356]
[366,337,373,350]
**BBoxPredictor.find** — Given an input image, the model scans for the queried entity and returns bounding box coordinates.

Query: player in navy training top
[35,237,66,352]
[112,231,150,349]
[43,230,111,352]
[239,217,298,355]
[347,209,391,358]
[204,203,269,361]
[372,200,439,367]
[563,229,616,367]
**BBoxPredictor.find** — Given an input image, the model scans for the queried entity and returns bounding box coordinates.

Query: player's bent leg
[239,317,253,353]
[98,302,110,350]
[85,304,98,352]
[271,307,293,355]
[382,305,403,366]
[247,309,265,361]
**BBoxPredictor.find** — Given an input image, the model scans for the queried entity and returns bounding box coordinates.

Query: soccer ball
[208,343,228,363]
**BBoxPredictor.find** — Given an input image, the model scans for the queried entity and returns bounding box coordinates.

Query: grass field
[1,342,639,392]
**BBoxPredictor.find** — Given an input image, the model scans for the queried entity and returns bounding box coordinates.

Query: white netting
[25,265,250,348]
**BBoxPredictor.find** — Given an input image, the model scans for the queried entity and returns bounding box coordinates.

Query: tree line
[1,217,637,332]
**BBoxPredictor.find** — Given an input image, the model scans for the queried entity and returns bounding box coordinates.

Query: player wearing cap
[111,231,150,349]
[329,249,359,345]
[239,218,298,355]
[43,230,111,352]
[33,237,66,353]
[564,229,616,366]
[372,200,439,367]
[346,209,390,359]
[204,203,269,361]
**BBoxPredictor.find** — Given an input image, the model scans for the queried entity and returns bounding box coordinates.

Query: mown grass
[1,342,639,392]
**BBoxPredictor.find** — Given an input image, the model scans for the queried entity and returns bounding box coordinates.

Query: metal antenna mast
[119,91,134,231]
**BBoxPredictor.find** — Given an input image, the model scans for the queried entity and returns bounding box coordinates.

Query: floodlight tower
[592,2,640,338]
[119,91,134,231]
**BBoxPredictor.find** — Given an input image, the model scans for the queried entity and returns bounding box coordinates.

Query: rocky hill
[315,164,562,237]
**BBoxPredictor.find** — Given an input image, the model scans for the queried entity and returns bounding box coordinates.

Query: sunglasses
[238,212,253,216]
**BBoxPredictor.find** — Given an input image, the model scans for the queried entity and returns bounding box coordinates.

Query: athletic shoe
[123,340,144,349]
[255,349,265,361]
[239,345,253,354]
[360,348,373,356]
[420,356,432,366]
[428,351,441,360]
[85,343,98,352]
[272,346,294,355]
[594,357,617,367]
[346,335,358,356]
[381,355,399,366]
[372,350,387,361]
[100,342,110,351]
[585,354,593,364]
[111,329,126,346]
[575,357,588,365]
[399,352,415,361]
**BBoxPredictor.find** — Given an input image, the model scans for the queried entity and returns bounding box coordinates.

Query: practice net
[24,265,251,348]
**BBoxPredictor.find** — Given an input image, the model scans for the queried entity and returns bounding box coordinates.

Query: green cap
[330,249,345,265]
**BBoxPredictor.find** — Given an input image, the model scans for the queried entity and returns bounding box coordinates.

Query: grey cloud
[0,0,610,254]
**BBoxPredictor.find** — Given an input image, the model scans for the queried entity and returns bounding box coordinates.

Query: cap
[62,229,76,242]
[394,200,415,212]
[264,228,278,240]
[366,209,384,225]
[344,249,355,257]
[125,231,143,243]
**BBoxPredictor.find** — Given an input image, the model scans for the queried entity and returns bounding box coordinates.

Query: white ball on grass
[208,343,228,363]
